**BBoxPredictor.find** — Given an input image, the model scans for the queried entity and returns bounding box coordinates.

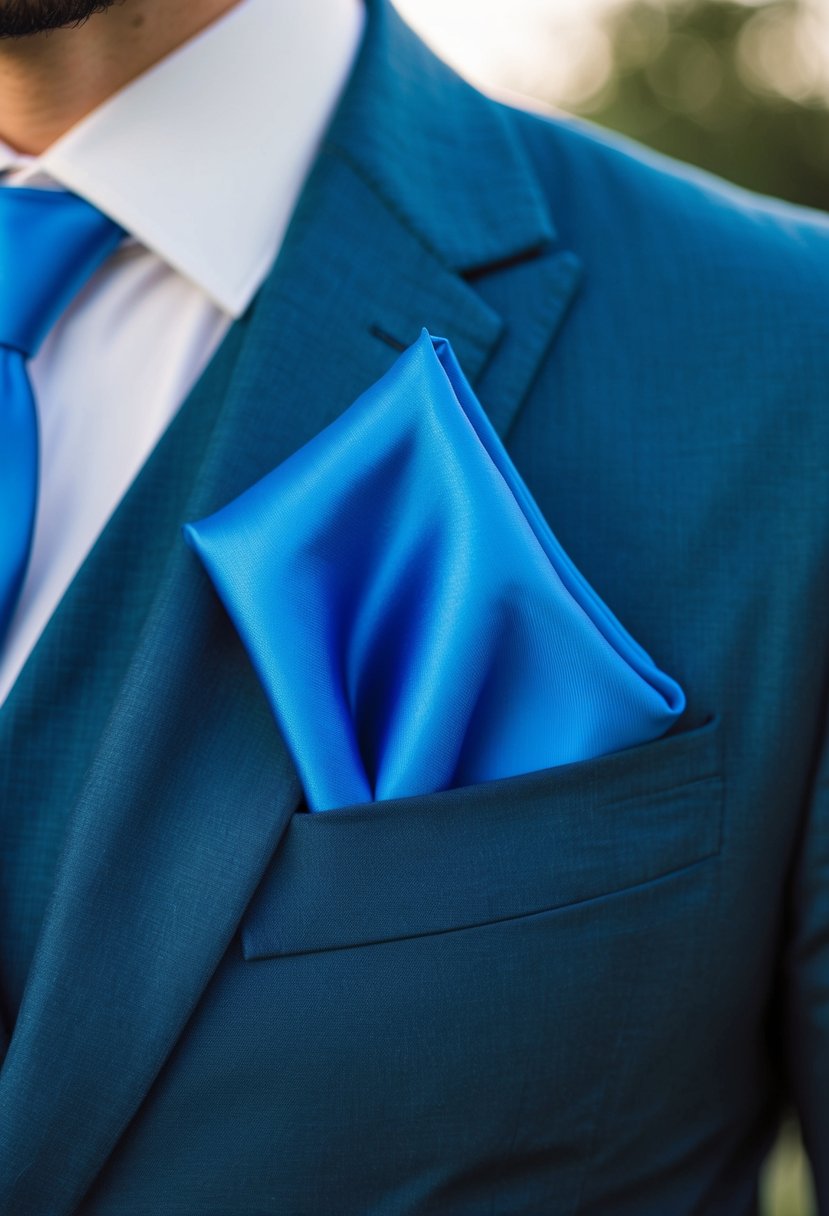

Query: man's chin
[0,0,119,39]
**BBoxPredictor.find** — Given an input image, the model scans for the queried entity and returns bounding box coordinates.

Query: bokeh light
[394,0,829,111]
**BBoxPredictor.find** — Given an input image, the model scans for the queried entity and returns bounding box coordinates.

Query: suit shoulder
[472,92,829,446]
[499,97,829,299]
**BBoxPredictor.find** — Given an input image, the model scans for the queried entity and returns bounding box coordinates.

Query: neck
[0,0,242,155]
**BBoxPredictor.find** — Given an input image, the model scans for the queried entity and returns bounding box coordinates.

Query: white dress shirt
[0,0,365,707]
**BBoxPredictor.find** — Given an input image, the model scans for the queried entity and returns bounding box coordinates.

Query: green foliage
[570,0,829,212]
[759,1120,816,1216]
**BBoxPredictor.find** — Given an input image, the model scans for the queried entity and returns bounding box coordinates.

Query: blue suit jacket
[1,1,829,1211]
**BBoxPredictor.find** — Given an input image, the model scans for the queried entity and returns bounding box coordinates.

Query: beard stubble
[0,1,120,38]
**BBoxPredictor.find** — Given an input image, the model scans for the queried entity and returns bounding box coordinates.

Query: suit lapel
[0,2,582,1210]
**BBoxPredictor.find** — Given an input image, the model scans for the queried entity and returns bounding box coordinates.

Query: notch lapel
[0,3,582,1210]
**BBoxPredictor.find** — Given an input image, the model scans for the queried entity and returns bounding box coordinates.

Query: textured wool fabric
[0,316,248,1024]
[186,331,683,810]
[1,0,829,1211]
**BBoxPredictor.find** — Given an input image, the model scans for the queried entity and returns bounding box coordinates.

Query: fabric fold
[184,330,684,811]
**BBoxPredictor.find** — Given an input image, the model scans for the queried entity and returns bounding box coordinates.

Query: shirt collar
[0,0,365,316]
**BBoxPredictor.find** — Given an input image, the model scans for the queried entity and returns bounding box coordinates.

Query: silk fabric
[185,331,684,810]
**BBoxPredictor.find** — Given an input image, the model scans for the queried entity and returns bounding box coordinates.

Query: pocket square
[184,330,684,811]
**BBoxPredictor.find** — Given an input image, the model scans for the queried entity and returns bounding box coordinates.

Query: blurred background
[393,0,827,1211]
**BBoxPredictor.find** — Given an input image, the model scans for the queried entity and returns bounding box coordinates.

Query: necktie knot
[0,187,123,357]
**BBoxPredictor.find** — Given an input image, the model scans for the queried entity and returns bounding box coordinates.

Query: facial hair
[0,1,120,38]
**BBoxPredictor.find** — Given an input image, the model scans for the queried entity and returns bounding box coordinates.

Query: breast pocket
[241,714,724,961]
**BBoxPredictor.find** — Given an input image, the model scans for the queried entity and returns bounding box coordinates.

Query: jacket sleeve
[786,700,829,1204]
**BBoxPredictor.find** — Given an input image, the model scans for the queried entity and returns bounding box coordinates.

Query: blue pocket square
[184,330,684,811]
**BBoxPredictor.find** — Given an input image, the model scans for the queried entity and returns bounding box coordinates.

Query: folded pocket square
[184,330,684,811]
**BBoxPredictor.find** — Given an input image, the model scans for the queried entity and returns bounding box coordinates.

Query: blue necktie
[0,187,123,644]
